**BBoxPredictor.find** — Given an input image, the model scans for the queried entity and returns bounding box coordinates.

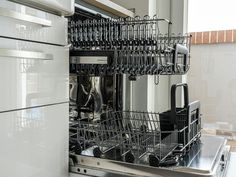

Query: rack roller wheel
[74,142,82,155]
[140,125,147,133]
[125,151,135,163]
[149,155,160,167]
[93,147,102,158]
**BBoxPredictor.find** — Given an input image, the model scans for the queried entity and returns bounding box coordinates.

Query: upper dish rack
[69,15,191,76]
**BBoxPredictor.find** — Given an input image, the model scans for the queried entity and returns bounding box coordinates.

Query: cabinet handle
[0,7,52,27]
[0,49,53,60]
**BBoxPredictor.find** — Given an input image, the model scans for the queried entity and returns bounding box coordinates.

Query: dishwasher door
[8,0,74,16]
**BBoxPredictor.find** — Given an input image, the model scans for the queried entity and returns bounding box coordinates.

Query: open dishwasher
[68,4,230,177]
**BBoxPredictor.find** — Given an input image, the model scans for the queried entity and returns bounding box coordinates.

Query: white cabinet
[0,1,70,177]
[0,103,69,177]
[0,0,68,45]
[8,0,74,16]
[0,37,69,112]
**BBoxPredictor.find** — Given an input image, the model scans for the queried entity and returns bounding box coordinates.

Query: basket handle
[173,44,189,73]
[171,83,189,124]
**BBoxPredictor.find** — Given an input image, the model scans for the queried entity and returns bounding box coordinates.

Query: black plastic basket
[159,83,201,148]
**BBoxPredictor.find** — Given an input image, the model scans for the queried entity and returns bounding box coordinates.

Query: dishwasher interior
[68,5,229,177]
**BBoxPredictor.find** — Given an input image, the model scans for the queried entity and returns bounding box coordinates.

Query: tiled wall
[191,30,236,44]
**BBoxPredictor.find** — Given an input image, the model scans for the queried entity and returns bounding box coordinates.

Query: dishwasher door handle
[0,7,52,27]
[0,48,53,60]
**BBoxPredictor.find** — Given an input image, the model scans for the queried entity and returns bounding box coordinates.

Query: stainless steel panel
[70,56,108,64]
[77,56,108,64]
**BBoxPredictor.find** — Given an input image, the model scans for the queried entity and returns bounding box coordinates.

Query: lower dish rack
[70,110,200,167]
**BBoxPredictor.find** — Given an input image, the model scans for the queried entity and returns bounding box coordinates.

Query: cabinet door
[8,0,74,16]
[0,37,69,112]
[0,103,69,177]
[0,0,68,45]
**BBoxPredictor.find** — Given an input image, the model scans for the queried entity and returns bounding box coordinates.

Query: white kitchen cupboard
[0,37,69,112]
[0,0,68,45]
[0,0,71,177]
[0,103,68,177]
[8,0,74,16]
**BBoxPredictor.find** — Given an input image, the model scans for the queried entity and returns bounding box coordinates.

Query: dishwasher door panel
[0,103,69,177]
[0,37,69,112]
[0,0,67,45]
